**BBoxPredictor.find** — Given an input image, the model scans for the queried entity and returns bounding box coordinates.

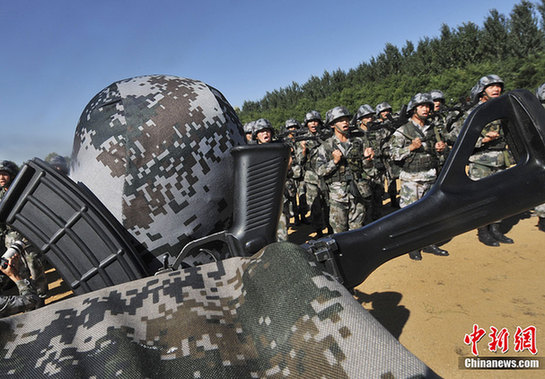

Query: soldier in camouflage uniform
[354,104,390,221]
[0,249,40,318]
[297,111,331,236]
[534,82,545,232]
[463,75,515,246]
[316,107,374,233]
[376,102,401,209]
[282,119,305,227]
[389,93,449,260]
[0,161,48,299]
[243,120,256,144]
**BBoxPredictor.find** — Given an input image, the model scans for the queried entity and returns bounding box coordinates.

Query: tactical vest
[323,137,369,184]
[399,122,439,173]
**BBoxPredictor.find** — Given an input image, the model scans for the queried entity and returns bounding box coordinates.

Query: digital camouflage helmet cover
[70,75,245,268]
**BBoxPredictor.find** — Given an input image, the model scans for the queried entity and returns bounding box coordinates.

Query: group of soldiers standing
[243,75,545,260]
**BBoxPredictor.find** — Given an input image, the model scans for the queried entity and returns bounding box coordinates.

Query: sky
[0,0,523,165]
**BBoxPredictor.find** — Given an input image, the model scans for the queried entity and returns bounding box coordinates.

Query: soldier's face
[245,133,253,142]
[483,84,502,101]
[256,129,272,144]
[0,171,11,188]
[333,116,350,133]
[415,104,430,119]
[433,100,442,111]
[359,116,373,130]
[307,120,319,133]
[380,110,390,120]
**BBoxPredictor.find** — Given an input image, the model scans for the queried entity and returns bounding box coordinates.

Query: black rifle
[1,90,544,294]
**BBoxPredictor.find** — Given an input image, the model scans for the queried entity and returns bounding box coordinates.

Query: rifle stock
[313,89,545,288]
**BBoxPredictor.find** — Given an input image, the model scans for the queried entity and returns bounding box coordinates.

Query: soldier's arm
[315,144,338,177]
[389,131,413,162]
[0,254,40,318]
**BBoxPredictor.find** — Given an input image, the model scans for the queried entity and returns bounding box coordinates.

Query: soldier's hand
[435,141,447,153]
[0,253,23,282]
[300,141,307,155]
[332,149,343,164]
[482,131,500,143]
[409,138,422,151]
[364,147,374,160]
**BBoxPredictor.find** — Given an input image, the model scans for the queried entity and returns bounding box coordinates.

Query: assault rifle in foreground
[1,90,544,294]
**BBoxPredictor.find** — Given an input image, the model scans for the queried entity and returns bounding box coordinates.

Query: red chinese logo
[464,324,538,356]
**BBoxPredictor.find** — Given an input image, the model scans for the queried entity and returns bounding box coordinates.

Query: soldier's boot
[477,226,500,247]
[408,250,422,261]
[489,223,514,244]
[422,244,449,256]
[537,217,545,232]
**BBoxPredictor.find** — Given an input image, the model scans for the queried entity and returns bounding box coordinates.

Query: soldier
[465,75,515,246]
[252,118,274,144]
[0,249,40,318]
[354,104,389,221]
[376,102,401,209]
[389,93,449,260]
[375,102,393,123]
[282,119,305,227]
[316,106,374,233]
[534,82,545,232]
[0,160,48,302]
[243,121,256,144]
[297,111,330,236]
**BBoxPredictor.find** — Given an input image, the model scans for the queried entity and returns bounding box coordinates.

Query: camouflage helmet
[325,106,351,127]
[355,104,375,120]
[303,110,323,126]
[70,75,245,269]
[252,118,273,140]
[469,83,481,103]
[0,160,19,180]
[536,83,545,102]
[407,93,434,114]
[430,90,445,102]
[474,74,504,99]
[49,155,69,175]
[284,119,301,130]
[243,120,256,134]
[375,102,392,116]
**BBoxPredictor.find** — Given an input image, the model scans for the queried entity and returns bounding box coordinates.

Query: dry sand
[288,208,544,378]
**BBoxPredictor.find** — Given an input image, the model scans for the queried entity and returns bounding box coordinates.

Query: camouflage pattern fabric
[0,188,47,297]
[0,242,436,378]
[70,75,245,269]
[316,135,372,233]
[389,120,445,209]
[0,279,39,319]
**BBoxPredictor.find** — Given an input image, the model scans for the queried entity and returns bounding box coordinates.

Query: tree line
[237,0,545,128]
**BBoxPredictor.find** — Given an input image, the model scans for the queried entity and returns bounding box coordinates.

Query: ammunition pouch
[402,153,438,173]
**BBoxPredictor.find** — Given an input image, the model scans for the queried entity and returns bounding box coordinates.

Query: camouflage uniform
[316,134,373,233]
[353,105,391,222]
[0,278,39,318]
[0,188,48,299]
[389,120,445,207]
[297,112,330,235]
[0,242,436,377]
